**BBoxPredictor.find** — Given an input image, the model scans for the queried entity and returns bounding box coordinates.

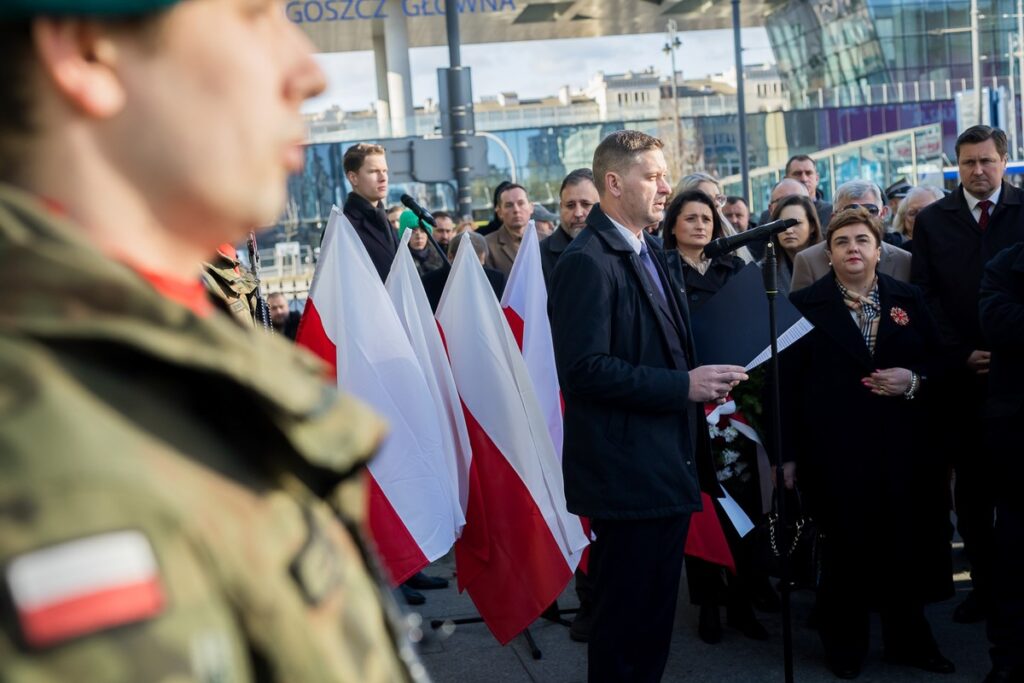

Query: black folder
[689,263,810,369]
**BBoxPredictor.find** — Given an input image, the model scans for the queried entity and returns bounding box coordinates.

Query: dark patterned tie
[977,199,993,231]
[638,241,668,308]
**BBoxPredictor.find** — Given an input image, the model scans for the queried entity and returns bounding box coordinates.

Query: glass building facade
[272,98,958,249]
[767,0,1024,99]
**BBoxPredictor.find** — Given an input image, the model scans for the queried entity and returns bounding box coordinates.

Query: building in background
[263,0,1024,297]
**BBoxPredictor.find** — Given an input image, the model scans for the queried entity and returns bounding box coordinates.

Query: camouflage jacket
[202,256,261,328]
[0,185,420,682]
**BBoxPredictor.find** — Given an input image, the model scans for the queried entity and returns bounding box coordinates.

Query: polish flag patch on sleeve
[5,529,166,649]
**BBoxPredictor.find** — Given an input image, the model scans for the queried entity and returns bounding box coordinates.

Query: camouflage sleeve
[0,481,254,683]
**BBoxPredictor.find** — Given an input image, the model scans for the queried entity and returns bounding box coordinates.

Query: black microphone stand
[763,240,795,683]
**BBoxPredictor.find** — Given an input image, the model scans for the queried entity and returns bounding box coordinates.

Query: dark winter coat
[664,251,746,313]
[781,273,953,604]
[343,192,398,283]
[539,226,573,289]
[550,204,702,520]
[911,182,1024,363]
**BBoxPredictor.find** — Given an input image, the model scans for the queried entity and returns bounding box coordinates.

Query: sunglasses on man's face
[845,203,881,215]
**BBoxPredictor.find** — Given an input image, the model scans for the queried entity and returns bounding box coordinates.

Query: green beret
[397,210,431,241]
[0,0,181,17]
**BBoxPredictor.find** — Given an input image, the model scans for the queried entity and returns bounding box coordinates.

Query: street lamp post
[930,18,986,126]
[732,0,750,201]
[1018,0,1024,154]
[1011,34,1019,156]
[1000,3,1024,156]
[972,0,984,122]
[664,20,683,179]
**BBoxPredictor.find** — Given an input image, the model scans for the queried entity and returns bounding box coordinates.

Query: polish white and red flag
[6,530,165,649]
[499,221,592,570]
[296,207,463,585]
[385,231,471,520]
[436,235,589,645]
[499,221,563,459]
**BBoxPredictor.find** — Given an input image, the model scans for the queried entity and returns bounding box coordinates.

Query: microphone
[400,194,437,228]
[702,217,799,260]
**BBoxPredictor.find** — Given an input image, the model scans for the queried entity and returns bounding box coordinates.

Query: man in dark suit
[912,125,1024,625]
[421,232,506,312]
[757,156,832,228]
[540,168,599,289]
[785,154,833,228]
[342,143,397,283]
[979,242,1024,683]
[549,130,747,683]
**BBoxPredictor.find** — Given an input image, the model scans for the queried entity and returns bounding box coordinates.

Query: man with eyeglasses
[910,127,1024,659]
[790,179,912,292]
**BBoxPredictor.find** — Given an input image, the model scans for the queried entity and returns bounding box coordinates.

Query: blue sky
[304,27,775,112]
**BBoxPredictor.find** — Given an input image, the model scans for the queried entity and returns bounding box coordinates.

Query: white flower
[722,426,739,442]
[721,449,740,466]
[708,425,721,439]
[716,466,732,482]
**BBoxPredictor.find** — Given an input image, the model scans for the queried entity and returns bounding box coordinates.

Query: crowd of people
[2,1,1024,682]
[333,126,1024,682]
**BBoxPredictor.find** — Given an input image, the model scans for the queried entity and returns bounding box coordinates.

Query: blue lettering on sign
[287,0,514,23]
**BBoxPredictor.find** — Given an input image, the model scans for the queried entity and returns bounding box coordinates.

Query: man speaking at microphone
[549,130,748,682]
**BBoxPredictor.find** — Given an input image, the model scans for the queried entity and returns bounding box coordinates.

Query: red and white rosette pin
[890,306,910,326]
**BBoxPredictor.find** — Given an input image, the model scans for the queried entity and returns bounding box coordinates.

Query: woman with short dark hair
[780,208,955,679]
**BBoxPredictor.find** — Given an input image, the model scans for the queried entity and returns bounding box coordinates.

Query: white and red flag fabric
[499,221,591,572]
[499,221,563,459]
[6,530,165,649]
[436,235,589,645]
[296,207,463,585]
[385,231,472,519]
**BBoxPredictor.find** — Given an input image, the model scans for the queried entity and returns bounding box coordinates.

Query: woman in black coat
[780,208,954,679]
[663,190,767,643]
[663,189,746,312]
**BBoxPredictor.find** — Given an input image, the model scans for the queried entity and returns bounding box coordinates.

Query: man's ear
[605,172,622,199]
[32,18,127,119]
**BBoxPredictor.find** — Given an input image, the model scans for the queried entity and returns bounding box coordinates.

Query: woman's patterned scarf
[836,277,880,355]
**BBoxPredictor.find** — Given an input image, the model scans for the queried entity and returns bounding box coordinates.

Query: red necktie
[977,199,993,231]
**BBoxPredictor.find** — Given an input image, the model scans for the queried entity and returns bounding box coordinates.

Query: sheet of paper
[745,316,815,371]
[717,487,755,538]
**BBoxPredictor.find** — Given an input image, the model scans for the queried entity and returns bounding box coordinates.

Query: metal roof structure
[292,0,779,53]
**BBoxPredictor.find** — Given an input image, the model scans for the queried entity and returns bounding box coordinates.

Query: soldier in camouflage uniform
[202,243,263,327]
[0,1,424,681]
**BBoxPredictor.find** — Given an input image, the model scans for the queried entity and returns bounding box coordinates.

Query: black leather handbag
[754,490,820,589]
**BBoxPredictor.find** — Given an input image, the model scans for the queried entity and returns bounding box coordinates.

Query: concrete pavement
[410,545,989,682]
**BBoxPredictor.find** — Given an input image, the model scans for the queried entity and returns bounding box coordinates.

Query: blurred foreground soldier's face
[5,0,325,261]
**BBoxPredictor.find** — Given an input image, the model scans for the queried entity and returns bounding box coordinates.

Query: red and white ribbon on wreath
[704,397,762,446]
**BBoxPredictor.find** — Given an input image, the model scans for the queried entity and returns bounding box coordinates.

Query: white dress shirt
[964,185,1001,224]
